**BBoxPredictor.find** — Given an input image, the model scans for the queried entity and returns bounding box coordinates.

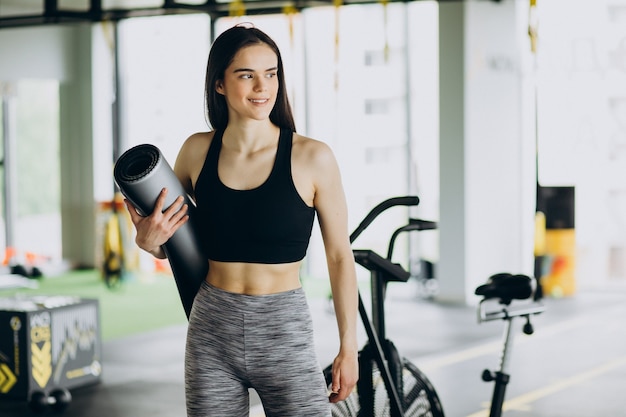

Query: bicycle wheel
[324,356,444,417]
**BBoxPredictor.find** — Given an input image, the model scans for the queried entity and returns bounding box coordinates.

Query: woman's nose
[253,77,268,92]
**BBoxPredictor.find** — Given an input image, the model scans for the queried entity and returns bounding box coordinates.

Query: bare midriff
[205,260,303,295]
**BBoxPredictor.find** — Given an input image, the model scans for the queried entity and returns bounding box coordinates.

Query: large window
[0,80,61,260]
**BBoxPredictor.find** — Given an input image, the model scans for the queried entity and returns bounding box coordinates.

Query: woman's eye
[240,74,253,79]
[266,72,277,78]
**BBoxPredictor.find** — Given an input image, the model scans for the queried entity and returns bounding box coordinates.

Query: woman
[125,24,359,416]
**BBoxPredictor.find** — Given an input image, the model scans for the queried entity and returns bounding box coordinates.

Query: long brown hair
[204,25,296,132]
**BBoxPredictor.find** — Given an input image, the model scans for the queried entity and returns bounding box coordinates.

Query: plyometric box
[0,296,102,400]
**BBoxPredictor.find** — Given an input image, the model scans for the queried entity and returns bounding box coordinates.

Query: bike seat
[475,273,533,305]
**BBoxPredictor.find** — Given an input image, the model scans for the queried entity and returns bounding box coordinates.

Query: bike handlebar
[349,196,420,244]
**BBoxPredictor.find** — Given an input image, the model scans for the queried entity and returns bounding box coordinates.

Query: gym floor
[1,279,625,417]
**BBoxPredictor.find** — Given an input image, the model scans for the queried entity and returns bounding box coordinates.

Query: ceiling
[0,0,233,27]
[0,0,407,28]
[0,0,489,29]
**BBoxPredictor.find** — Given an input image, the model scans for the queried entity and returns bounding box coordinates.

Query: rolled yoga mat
[113,144,207,319]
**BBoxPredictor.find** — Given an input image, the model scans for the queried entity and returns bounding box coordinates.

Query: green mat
[0,269,187,341]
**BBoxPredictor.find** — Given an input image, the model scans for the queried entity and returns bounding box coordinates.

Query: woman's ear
[215,80,225,95]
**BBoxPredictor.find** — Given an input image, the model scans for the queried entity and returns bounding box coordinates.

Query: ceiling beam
[0,0,499,29]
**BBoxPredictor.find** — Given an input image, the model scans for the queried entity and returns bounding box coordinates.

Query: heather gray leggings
[185,281,331,417]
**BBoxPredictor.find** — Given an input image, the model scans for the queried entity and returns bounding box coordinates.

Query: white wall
[0,25,76,81]
[536,0,626,288]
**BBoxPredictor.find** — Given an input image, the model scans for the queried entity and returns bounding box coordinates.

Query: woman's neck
[222,122,280,153]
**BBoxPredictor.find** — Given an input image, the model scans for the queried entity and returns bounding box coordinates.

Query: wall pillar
[437,0,537,304]
[60,24,96,267]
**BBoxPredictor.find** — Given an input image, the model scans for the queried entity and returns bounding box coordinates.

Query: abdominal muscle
[205,260,304,295]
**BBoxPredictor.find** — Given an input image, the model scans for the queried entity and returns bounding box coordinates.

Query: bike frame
[350,196,420,417]
[478,300,545,417]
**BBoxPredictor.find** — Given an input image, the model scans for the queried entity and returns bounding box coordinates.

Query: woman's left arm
[310,141,359,403]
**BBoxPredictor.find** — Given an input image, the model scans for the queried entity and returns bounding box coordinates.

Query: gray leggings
[185,281,331,417]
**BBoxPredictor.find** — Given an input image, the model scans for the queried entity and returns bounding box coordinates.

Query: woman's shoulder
[178,131,214,159]
[174,131,215,179]
[182,131,215,150]
[292,132,336,168]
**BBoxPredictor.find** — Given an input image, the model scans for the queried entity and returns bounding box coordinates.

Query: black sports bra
[194,128,315,264]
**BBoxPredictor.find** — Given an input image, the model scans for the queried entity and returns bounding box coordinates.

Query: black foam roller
[113,143,207,319]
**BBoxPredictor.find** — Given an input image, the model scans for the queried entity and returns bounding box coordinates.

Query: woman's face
[216,43,280,124]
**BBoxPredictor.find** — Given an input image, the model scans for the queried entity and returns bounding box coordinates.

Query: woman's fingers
[125,189,189,252]
[153,187,169,213]
[161,195,188,232]
[124,199,141,224]
[163,195,186,219]
[329,354,358,403]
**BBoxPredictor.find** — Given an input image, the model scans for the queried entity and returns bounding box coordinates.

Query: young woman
[125,24,359,416]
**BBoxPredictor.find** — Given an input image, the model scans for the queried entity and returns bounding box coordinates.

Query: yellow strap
[334,0,342,91]
[229,0,246,17]
[528,0,538,54]
[282,4,298,41]
[379,0,389,62]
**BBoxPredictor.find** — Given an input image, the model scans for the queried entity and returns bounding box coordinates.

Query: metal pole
[1,83,18,252]
[112,20,122,165]
[488,318,514,417]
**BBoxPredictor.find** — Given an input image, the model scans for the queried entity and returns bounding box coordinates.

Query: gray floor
[1,279,626,417]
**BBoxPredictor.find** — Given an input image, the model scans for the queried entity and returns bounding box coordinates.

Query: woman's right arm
[124,134,202,259]
[124,132,210,258]
[124,189,188,259]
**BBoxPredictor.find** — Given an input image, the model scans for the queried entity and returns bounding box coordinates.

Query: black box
[0,296,102,401]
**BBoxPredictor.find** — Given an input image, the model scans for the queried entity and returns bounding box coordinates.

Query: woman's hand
[124,188,189,258]
[329,347,359,403]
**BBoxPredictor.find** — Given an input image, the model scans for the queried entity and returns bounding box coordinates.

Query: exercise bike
[324,196,545,417]
[474,273,545,417]
[324,196,444,417]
